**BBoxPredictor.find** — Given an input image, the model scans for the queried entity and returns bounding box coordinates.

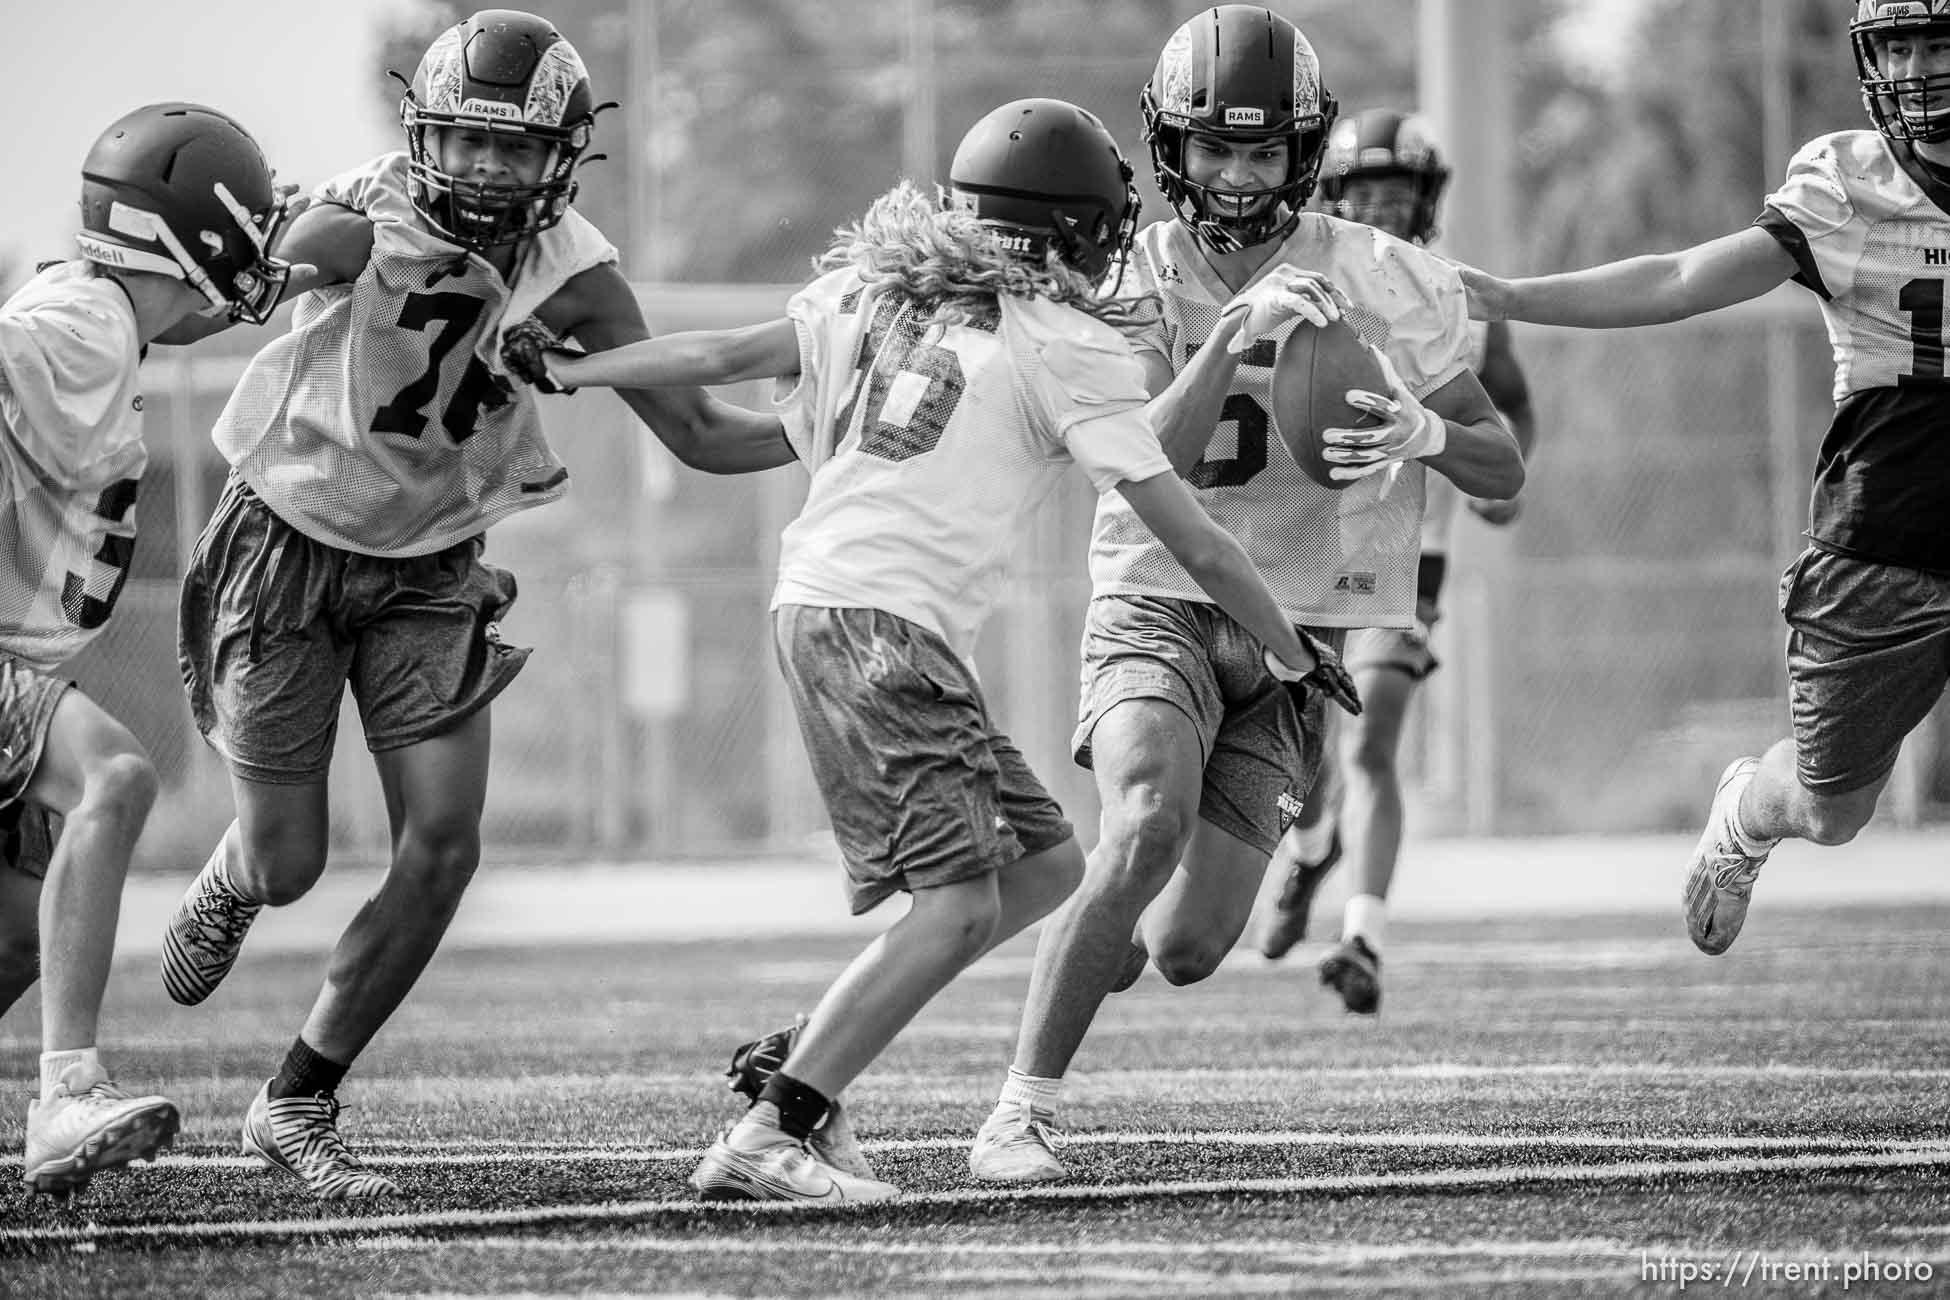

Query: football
[1270,318,1390,490]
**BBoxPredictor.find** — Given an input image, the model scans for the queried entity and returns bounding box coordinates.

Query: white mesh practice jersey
[772,268,1170,662]
[0,263,146,672]
[1090,212,1474,629]
[1420,318,1490,557]
[214,153,616,557]
[1765,130,1950,404]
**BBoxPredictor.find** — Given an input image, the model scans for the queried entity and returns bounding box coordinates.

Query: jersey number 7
[373,291,512,443]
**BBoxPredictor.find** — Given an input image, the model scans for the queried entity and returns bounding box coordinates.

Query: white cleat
[690,1125,899,1204]
[968,1103,1067,1184]
[22,1077,180,1197]
[808,1097,876,1180]
[1684,756,1772,956]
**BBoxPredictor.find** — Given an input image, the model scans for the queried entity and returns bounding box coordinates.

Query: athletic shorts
[1071,595,1341,858]
[0,657,68,879]
[1781,546,1950,795]
[775,604,1073,915]
[180,476,530,784]
[1344,609,1440,682]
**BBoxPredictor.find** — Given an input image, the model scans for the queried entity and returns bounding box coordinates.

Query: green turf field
[2,887,1947,1297]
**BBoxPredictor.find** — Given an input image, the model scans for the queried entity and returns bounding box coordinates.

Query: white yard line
[3,1148,1947,1248]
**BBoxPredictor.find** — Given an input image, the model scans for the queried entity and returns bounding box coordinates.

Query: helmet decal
[524,41,588,127]
[422,26,467,115]
[1294,31,1323,117]
[1156,26,1196,117]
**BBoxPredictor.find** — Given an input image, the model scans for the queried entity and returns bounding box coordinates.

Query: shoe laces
[997,1108,1061,1152]
[1710,854,1763,894]
[283,1092,368,1168]
[188,883,258,948]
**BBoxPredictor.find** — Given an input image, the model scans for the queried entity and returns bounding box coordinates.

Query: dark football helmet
[1852,0,1950,143]
[943,98,1140,283]
[75,103,291,324]
[1317,108,1452,244]
[1140,5,1338,253]
[398,9,606,249]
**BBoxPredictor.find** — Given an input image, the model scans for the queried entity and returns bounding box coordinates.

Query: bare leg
[1142,819,1271,985]
[1339,666,1417,905]
[299,710,491,1063]
[1738,737,1887,847]
[1008,700,1203,1080]
[0,869,41,1020]
[26,693,157,1051]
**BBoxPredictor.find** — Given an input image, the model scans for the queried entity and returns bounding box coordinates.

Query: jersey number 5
[373,291,511,443]
[1898,279,1949,384]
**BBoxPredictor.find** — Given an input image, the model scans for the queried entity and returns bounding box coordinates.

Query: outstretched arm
[538,265,797,474]
[1463,227,1797,328]
[151,200,373,345]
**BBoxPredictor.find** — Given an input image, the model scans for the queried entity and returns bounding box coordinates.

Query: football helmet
[1852,0,1950,144]
[1317,109,1451,244]
[398,9,606,249]
[943,98,1140,283]
[75,103,291,324]
[1141,5,1338,253]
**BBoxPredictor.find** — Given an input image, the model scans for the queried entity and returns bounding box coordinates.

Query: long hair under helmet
[397,9,610,250]
[1316,108,1452,244]
[1140,5,1338,254]
[943,98,1141,284]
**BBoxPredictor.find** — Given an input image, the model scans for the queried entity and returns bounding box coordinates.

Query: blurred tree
[1514,0,1863,271]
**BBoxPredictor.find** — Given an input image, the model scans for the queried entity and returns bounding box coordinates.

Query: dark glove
[1264,626,1363,717]
[500,317,579,394]
[724,1014,805,1102]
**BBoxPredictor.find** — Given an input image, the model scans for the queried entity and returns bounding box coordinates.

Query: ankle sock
[270,1037,349,1100]
[998,1068,1064,1116]
[757,1071,832,1141]
[40,1047,103,1099]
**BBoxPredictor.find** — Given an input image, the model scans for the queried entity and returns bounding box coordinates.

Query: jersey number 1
[373,291,511,442]
[1899,278,1946,384]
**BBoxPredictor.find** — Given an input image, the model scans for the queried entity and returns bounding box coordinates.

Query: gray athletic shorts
[0,657,68,879]
[775,604,1074,915]
[180,476,530,784]
[1072,595,1339,857]
[1781,546,1950,795]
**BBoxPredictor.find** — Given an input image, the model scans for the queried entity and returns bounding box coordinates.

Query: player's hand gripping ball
[1268,318,1391,490]
[500,317,579,394]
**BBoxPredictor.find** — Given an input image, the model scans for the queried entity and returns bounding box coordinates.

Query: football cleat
[1260,829,1344,960]
[1684,756,1772,956]
[724,1018,876,1177]
[161,851,262,1005]
[1318,935,1382,1015]
[968,1103,1067,1184]
[22,1076,179,1196]
[1108,939,1148,994]
[690,1126,899,1204]
[241,1080,400,1200]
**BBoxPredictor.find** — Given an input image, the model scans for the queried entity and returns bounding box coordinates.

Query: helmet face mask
[399,9,602,250]
[75,103,292,324]
[944,98,1141,285]
[1852,0,1950,144]
[1141,5,1338,253]
[1317,109,1452,244]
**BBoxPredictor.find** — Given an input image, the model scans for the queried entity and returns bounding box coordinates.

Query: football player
[505,97,1349,1203]
[968,5,1524,1185]
[1,102,292,1195]
[157,9,791,1200]
[1258,108,1542,1015]
[1463,0,1950,958]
